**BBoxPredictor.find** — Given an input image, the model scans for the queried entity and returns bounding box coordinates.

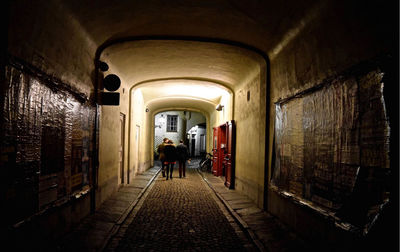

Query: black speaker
[103,74,121,92]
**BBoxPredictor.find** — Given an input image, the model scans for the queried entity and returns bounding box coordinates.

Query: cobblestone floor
[105,165,257,252]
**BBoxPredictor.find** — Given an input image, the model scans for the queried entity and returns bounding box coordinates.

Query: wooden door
[224,120,236,189]
[212,127,218,175]
[218,124,227,177]
[119,113,125,184]
[134,125,140,175]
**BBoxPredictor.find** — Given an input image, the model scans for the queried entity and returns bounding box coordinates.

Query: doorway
[119,113,126,185]
[191,137,196,157]
[212,120,236,189]
[134,125,140,174]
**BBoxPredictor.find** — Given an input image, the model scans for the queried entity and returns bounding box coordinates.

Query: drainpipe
[90,60,100,214]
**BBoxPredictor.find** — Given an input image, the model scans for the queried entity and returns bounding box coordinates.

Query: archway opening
[153,110,206,162]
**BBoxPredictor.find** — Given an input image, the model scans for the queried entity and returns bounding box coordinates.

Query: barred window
[167,115,178,132]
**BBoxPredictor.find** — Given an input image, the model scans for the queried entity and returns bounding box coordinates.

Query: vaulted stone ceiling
[17,0,320,113]
[101,40,264,90]
[101,40,264,114]
[62,0,316,53]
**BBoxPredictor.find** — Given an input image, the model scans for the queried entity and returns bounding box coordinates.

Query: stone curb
[197,169,267,252]
[98,167,162,252]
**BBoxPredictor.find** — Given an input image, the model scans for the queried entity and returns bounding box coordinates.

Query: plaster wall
[97,74,129,207]
[144,108,153,168]
[209,110,217,149]
[186,111,207,132]
[129,89,152,177]
[233,65,266,208]
[129,89,145,177]
[213,92,233,126]
[209,91,234,155]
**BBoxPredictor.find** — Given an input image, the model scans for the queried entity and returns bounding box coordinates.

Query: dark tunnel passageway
[2,0,398,251]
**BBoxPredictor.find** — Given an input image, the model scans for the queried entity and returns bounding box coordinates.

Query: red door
[212,122,235,184]
[212,127,218,176]
[218,124,227,177]
[212,125,226,177]
[224,120,236,189]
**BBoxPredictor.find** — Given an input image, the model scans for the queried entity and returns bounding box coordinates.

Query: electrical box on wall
[97,66,121,106]
[99,92,120,106]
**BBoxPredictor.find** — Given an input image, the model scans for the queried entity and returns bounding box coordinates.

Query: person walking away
[157,138,168,177]
[163,140,177,180]
[176,139,189,178]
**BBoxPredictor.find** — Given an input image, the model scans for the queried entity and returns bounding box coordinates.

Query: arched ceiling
[101,40,264,90]
[60,0,318,111]
[139,79,230,105]
[102,40,263,113]
[62,0,316,54]
[146,97,216,116]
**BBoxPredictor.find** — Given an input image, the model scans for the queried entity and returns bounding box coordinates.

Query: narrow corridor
[105,163,256,251]
[3,1,398,251]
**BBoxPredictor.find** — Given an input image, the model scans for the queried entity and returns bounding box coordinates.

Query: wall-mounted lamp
[97,60,120,106]
[99,61,109,72]
[216,104,224,111]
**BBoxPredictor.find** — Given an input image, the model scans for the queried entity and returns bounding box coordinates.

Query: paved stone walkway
[199,168,312,252]
[55,159,314,252]
[57,166,160,251]
[105,164,257,252]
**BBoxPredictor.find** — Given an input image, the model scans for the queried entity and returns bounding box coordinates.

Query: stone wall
[272,65,390,227]
[1,58,94,245]
[267,0,397,244]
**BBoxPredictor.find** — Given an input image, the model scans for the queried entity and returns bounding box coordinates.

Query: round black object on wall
[99,61,109,72]
[103,74,121,91]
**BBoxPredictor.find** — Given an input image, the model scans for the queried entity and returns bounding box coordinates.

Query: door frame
[119,113,126,185]
[134,125,140,175]
[212,121,235,189]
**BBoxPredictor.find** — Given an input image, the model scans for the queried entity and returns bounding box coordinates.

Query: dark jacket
[164,144,177,162]
[176,143,189,161]
[157,142,167,161]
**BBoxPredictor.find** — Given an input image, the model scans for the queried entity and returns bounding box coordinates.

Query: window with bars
[167,115,178,132]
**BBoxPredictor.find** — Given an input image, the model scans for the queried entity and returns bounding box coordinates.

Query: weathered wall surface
[234,63,267,208]
[3,0,99,245]
[267,0,396,245]
[7,0,96,97]
[1,61,94,247]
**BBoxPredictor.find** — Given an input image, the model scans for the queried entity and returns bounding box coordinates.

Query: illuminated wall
[233,62,267,208]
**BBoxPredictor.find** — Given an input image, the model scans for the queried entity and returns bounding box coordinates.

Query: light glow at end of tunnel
[139,82,230,103]
[159,83,229,100]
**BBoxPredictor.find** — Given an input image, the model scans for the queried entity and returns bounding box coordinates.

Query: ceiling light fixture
[216,104,224,111]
